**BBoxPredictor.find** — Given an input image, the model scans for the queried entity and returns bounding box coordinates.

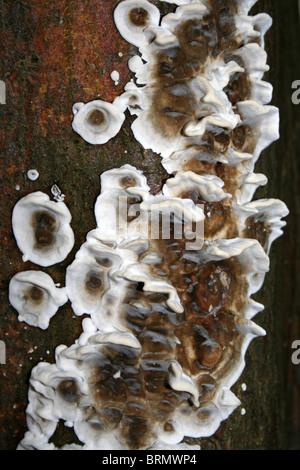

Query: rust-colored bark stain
[0,0,171,451]
[0,0,298,451]
[0,0,144,450]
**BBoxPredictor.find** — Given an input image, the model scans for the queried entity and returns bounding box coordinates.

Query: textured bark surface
[0,0,299,450]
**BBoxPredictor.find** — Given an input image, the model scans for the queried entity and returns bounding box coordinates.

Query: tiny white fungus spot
[110,70,120,86]
[27,169,39,181]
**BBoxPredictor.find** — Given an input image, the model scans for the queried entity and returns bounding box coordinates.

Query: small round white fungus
[72,100,125,145]
[110,70,120,84]
[27,169,39,181]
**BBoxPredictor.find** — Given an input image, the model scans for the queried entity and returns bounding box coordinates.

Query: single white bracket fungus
[113,0,160,49]
[12,191,74,267]
[110,70,120,85]
[72,100,125,145]
[27,169,39,181]
[9,271,68,330]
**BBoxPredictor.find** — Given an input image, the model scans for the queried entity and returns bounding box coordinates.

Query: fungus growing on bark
[114,0,160,48]
[72,100,125,145]
[9,271,68,329]
[12,192,74,267]
[17,0,289,451]
[27,169,39,181]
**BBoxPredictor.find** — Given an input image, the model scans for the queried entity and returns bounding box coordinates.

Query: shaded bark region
[0,0,298,450]
[200,0,300,450]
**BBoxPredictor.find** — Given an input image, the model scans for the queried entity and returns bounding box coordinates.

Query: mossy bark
[0,0,299,450]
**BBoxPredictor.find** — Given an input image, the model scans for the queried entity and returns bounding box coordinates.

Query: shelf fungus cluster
[17,0,288,450]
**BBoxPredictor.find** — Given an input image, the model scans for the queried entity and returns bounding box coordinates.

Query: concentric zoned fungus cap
[72,100,125,145]
[9,271,68,329]
[114,0,160,48]
[12,192,74,267]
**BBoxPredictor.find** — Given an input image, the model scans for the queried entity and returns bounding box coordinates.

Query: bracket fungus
[9,271,68,330]
[114,0,161,48]
[12,191,74,267]
[72,100,125,145]
[17,0,289,451]
[27,169,40,181]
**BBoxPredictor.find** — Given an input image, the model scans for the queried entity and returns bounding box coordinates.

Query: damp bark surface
[0,0,299,450]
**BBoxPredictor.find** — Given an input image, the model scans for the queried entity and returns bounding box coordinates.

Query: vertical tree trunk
[0,0,299,450]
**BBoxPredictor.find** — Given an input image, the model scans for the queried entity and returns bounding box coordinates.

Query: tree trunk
[0,0,299,450]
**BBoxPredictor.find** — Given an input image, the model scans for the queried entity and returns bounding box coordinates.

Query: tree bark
[0,0,299,450]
